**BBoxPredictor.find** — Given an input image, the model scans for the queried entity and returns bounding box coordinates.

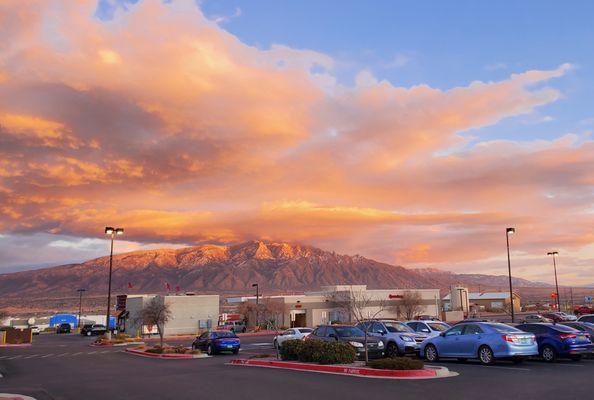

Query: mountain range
[0,241,551,302]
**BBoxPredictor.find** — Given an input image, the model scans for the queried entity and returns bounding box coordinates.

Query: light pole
[547,251,561,311]
[77,288,86,329]
[252,283,259,330]
[105,226,124,339]
[506,227,516,323]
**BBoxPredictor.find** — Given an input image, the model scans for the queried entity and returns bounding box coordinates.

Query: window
[298,328,313,334]
[518,324,544,334]
[371,322,386,334]
[486,323,521,333]
[463,324,483,335]
[445,325,464,336]
[199,332,209,339]
[313,327,326,337]
[334,326,365,337]
[428,323,448,332]
[407,322,419,331]
[325,327,337,337]
[383,322,414,333]
[580,316,594,323]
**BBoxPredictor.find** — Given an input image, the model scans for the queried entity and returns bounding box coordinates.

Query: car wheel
[424,344,439,362]
[478,345,495,365]
[570,355,582,362]
[457,358,468,363]
[385,342,398,358]
[242,327,246,333]
[232,348,239,355]
[540,345,556,362]
[207,344,216,356]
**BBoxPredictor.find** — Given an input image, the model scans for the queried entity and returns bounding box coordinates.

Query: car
[414,315,440,321]
[542,312,577,322]
[574,306,594,316]
[192,330,240,355]
[80,324,107,336]
[420,322,538,365]
[453,318,491,325]
[559,321,594,336]
[356,320,427,357]
[56,323,71,334]
[30,326,41,335]
[273,327,313,349]
[219,320,247,333]
[521,314,553,323]
[307,325,384,359]
[578,314,594,324]
[406,320,452,338]
[516,323,594,362]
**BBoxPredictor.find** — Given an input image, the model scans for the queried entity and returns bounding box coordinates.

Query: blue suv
[516,323,593,362]
[356,320,427,357]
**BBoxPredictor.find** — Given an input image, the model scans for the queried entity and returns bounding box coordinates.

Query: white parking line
[251,343,272,346]
[0,355,9,359]
[552,363,584,368]
[56,353,69,357]
[100,350,112,354]
[40,354,54,358]
[71,352,84,356]
[23,354,40,359]
[87,351,98,354]
[6,355,23,360]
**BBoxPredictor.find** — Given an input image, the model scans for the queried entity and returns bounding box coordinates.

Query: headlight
[400,335,414,342]
[349,341,364,348]
[377,341,384,348]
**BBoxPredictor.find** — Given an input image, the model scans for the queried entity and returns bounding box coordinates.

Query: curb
[141,331,280,342]
[0,344,32,348]
[90,341,145,348]
[229,359,456,379]
[125,348,209,359]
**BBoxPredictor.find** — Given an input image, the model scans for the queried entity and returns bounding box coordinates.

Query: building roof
[443,292,519,301]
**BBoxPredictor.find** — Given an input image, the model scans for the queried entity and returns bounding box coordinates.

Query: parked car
[56,323,71,334]
[356,320,426,357]
[542,312,577,322]
[453,318,490,325]
[307,325,384,359]
[559,321,594,336]
[80,324,107,336]
[574,306,594,316]
[414,315,440,321]
[406,320,452,338]
[30,326,41,335]
[192,330,240,355]
[521,314,553,323]
[578,314,594,324]
[219,320,247,333]
[273,327,313,348]
[516,323,593,362]
[420,322,538,365]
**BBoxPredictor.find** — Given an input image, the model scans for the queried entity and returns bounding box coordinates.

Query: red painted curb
[141,331,279,342]
[125,348,204,359]
[0,344,32,348]
[229,359,437,378]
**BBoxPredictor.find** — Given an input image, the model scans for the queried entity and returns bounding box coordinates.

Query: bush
[367,357,424,370]
[295,340,356,365]
[172,345,188,354]
[115,333,130,340]
[145,346,164,354]
[279,339,304,361]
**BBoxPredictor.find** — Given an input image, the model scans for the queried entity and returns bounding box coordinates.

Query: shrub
[115,333,130,340]
[297,340,326,363]
[295,340,356,365]
[367,357,424,370]
[145,346,164,354]
[280,339,304,361]
[250,353,272,359]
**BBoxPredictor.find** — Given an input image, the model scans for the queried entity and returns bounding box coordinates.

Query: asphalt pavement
[0,333,592,399]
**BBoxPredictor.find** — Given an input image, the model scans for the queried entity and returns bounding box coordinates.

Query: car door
[197,332,209,350]
[325,327,338,342]
[279,329,296,345]
[458,324,484,357]
[439,325,465,356]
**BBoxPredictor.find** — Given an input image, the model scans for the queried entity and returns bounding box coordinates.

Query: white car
[30,326,41,335]
[405,320,451,338]
[273,327,313,348]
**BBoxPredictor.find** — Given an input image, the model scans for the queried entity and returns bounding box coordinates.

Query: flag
[175,285,181,292]
[127,282,133,289]
[165,282,171,291]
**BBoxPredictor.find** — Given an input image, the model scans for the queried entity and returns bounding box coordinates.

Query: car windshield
[212,331,237,338]
[383,322,414,333]
[485,323,522,333]
[334,326,365,337]
[428,323,449,332]
[298,328,313,333]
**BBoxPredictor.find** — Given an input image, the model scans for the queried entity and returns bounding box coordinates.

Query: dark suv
[81,324,107,336]
[56,323,71,334]
[307,325,384,359]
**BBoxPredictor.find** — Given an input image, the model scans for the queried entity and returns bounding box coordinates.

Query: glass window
[407,322,419,331]
[383,322,414,333]
[518,324,543,334]
[212,331,237,338]
[314,327,326,337]
[463,324,483,335]
[334,326,365,337]
[551,324,578,333]
[428,323,449,332]
[298,328,313,334]
[199,332,208,339]
[325,327,338,337]
[372,322,386,333]
[445,325,464,336]
[485,323,521,333]
[580,316,594,323]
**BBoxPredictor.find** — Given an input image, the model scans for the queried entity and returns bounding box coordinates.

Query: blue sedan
[192,330,241,355]
[420,322,538,365]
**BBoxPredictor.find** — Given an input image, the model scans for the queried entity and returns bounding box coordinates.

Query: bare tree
[326,288,387,363]
[0,309,7,325]
[398,291,425,321]
[137,297,171,347]
[259,299,285,331]
[237,301,258,329]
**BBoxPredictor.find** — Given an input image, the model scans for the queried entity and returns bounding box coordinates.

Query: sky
[0,0,593,286]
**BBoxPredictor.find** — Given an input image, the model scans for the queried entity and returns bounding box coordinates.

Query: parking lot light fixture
[547,251,561,311]
[506,227,516,323]
[252,283,259,329]
[105,226,124,339]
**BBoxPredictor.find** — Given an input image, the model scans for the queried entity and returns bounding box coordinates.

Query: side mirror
[439,332,446,337]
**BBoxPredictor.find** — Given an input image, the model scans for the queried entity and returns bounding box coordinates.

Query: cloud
[0,0,592,284]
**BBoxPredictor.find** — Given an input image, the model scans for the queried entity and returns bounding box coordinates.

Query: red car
[574,306,594,316]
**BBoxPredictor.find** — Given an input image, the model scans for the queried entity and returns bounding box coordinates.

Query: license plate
[519,338,530,344]
[226,345,233,348]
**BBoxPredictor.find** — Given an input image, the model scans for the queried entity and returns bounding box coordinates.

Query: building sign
[585,296,593,304]
[116,294,127,311]
[388,294,403,299]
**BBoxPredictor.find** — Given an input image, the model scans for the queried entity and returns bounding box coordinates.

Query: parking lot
[1,333,593,399]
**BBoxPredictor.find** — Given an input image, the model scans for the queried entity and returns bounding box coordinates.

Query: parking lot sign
[585,296,593,304]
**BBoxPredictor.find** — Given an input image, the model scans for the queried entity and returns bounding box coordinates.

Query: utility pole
[104,227,123,340]
[77,288,86,329]
[252,283,259,330]
[506,228,516,323]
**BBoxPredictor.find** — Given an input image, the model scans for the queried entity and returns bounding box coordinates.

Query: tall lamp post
[252,283,259,330]
[506,227,516,323]
[547,251,561,311]
[105,226,124,339]
[77,288,86,329]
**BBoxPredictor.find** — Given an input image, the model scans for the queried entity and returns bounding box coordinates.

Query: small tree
[237,301,258,329]
[326,288,387,364]
[137,297,171,347]
[398,291,424,320]
[259,299,285,359]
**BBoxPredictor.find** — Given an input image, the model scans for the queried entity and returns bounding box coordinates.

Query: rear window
[485,323,522,333]
[580,316,594,323]
[551,324,578,333]
[298,328,313,333]
[212,331,237,338]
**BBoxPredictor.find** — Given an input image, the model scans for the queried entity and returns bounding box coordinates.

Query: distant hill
[0,241,553,309]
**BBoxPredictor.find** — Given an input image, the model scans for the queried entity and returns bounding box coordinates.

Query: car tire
[232,348,239,355]
[242,327,246,333]
[540,345,557,362]
[424,344,439,362]
[207,344,216,356]
[478,345,495,365]
[385,342,398,358]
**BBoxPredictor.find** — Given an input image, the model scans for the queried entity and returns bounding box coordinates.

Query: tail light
[502,334,534,343]
[559,333,576,340]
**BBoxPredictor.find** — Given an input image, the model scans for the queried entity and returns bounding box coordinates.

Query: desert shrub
[280,339,304,361]
[250,353,272,359]
[115,333,130,340]
[297,339,326,363]
[295,340,356,365]
[367,357,424,370]
[171,345,188,354]
[145,346,164,354]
